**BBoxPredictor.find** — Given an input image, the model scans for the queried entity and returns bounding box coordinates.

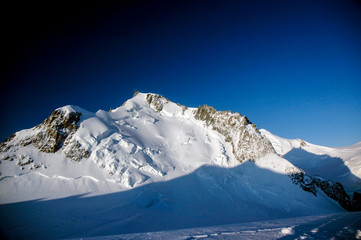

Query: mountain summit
[0,92,276,187]
[0,92,359,239]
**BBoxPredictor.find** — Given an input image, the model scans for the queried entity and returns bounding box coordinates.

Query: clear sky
[1,0,361,147]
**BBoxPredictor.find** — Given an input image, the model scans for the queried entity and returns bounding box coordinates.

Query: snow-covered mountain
[260,129,361,196]
[0,92,359,239]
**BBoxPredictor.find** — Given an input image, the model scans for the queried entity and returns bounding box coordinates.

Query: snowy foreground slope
[0,92,359,239]
[79,212,361,240]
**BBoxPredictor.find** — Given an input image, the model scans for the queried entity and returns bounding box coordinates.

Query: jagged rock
[354,192,361,202]
[17,158,34,166]
[0,108,90,162]
[26,109,81,153]
[63,139,90,162]
[15,109,82,153]
[146,93,168,112]
[297,139,308,147]
[194,105,275,162]
[133,90,140,97]
[352,192,361,212]
[289,172,360,211]
[289,171,317,195]
[0,134,16,152]
[1,155,15,161]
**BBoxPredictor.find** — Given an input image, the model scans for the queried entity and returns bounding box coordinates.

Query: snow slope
[260,129,361,194]
[0,92,353,239]
[80,212,361,240]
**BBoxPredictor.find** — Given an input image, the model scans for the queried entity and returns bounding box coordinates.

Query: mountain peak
[0,92,357,214]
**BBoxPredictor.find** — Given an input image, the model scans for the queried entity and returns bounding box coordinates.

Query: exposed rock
[289,172,360,211]
[0,108,90,162]
[146,94,168,112]
[297,139,308,147]
[25,109,81,153]
[63,138,90,162]
[0,134,16,152]
[194,105,275,162]
[133,90,140,97]
[354,192,361,202]
[1,155,15,161]
[17,157,34,166]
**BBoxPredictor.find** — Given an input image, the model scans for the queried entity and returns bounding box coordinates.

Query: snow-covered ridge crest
[259,129,308,155]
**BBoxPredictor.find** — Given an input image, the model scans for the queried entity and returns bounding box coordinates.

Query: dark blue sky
[2,0,361,146]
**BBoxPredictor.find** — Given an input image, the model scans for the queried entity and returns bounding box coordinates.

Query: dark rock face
[353,192,361,211]
[0,109,90,162]
[0,134,16,152]
[20,110,81,153]
[194,105,275,162]
[354,192,361,202]
[290,172,360,211]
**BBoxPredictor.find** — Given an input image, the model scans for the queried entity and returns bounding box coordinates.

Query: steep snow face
[260,129,361,194]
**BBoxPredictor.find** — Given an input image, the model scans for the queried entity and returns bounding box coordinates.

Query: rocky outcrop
[62,133,90,161]
[0,134,16,152]
[0,108,90,161]
[144,93,275,163]
[146,93,169,112]
[290,172,360,211]
[19,109,81,153]
[194,105,275,162]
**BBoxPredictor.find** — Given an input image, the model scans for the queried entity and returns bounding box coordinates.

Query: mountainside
[0,92,359,239]
[260,129,361,196]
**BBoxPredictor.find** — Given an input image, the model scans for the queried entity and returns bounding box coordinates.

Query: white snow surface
[78,212,361,240]
[0,92,357,240]
[260,129,361,194]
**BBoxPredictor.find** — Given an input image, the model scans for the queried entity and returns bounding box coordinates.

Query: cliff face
[290,172,360,212]
[194,104,275,162]
[0,107,90,164]
[20,109,81,153]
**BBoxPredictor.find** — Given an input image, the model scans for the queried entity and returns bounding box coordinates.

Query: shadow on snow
[0,162,345,240]
[284,148,361,194]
